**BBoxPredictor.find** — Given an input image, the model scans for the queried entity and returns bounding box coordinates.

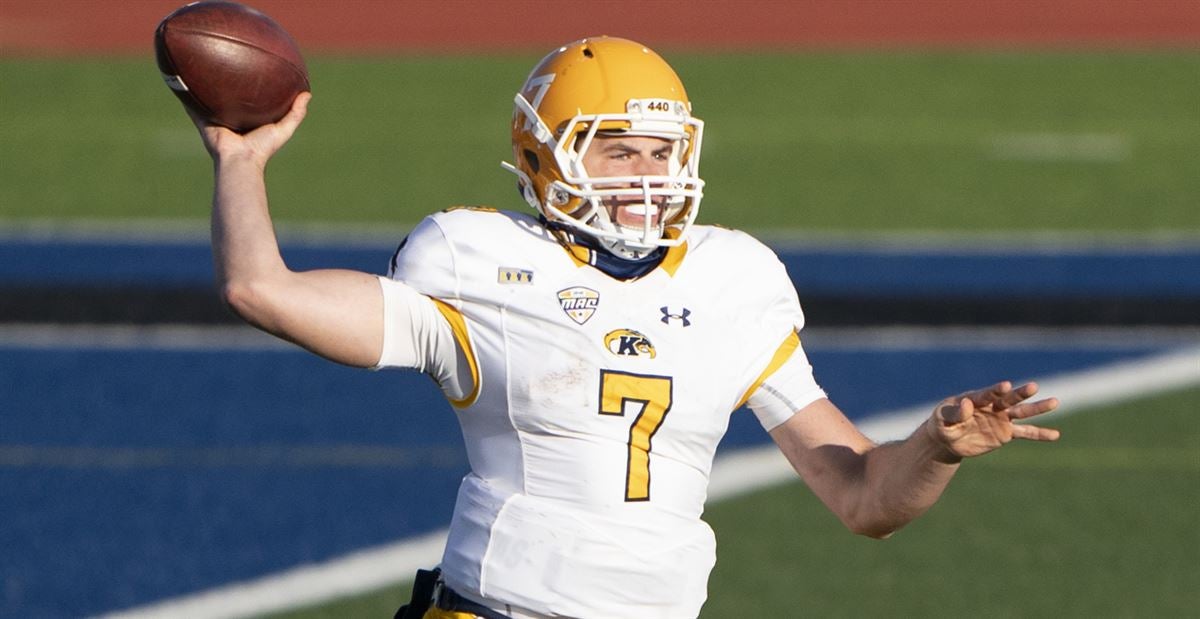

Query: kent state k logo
[604,329,657,358]
[660,306,691,327]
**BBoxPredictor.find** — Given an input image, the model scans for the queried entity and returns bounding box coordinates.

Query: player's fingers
[938,397,972,426]
[265,92,309,141]
[1007,397,1060,420]
[180,106,236,157]
[966,381,1012,408]
[997,382,1039,409]
[283,91,311,124]
[183,105,220,136]
[183,104,205,127]
[1011,423,1061,442]
[291,91,311,116]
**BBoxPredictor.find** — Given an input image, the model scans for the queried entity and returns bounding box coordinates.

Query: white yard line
[101,530,451,619]
[99,343,1200,619]
[708,343,1200,502]
[987,132,1131,163]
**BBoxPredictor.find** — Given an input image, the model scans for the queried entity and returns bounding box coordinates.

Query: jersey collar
[549,220,688,280]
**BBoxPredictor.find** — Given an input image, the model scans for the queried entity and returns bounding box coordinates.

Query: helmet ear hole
[523,149,541,173]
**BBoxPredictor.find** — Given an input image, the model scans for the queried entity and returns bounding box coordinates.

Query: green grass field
[264,386,1200,618]
[2,51,1199,233]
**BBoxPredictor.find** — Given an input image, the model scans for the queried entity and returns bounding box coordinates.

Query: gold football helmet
[501,37,705,259]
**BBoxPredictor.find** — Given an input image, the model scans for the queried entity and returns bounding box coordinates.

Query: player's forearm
[209,153,289,326]
[851,425,961,538]
[207,153,385,367]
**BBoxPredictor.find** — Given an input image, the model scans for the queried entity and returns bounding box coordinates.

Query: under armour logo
[660,306,691,327]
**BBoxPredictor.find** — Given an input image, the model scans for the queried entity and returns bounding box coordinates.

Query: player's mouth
[607,200,663,227]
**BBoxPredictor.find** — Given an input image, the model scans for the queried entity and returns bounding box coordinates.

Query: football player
[188,36,1060,619]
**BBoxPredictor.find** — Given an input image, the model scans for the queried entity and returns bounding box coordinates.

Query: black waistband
[435,585,513,619]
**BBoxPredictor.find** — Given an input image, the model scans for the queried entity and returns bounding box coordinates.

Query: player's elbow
[840,500,907,540]
[219,277,249,316]
[847,517,900,540]
[218,277,279,328]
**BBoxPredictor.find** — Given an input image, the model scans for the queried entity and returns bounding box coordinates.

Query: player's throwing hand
[188,92,311,166]
[926,381,1061,459]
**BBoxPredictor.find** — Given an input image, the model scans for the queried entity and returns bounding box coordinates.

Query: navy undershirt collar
[543,218,666,280]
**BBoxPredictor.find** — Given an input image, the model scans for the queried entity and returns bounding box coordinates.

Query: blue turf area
[2,235,1198,297]
[0,339,1180,617]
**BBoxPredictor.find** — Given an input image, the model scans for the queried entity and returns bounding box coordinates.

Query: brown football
[154,1,309,133]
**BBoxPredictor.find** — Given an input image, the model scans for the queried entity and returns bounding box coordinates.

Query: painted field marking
[100,343,1200,619]
[710,343,1200,502]
[987,132,1130,162]
[101,531,450,619]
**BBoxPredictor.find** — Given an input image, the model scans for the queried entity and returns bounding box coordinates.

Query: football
[154,1,309,133]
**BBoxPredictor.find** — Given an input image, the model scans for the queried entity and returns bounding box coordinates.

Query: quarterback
[187,37,1060,619]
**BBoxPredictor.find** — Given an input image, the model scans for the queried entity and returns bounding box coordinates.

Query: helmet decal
[519,73,556,137]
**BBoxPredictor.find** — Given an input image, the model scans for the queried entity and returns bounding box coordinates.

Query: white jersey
[379,208,825,618]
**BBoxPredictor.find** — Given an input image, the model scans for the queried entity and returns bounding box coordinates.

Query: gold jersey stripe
[659,239,688,277]
[431,298,481,408]
[734,331,800,410]
[564,243,592,267]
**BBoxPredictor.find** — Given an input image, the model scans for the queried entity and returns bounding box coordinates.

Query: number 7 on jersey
[599,370,673,502]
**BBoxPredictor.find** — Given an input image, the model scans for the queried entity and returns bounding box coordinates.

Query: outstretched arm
[770,381,1059,538]
[193,93,384,367]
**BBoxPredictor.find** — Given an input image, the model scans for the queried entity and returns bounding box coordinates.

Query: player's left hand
[925,381,1060,459]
